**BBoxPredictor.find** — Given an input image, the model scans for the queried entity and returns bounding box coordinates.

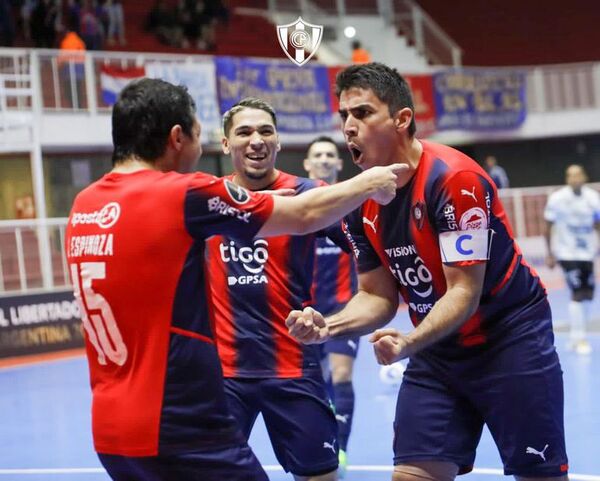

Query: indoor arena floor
[1,287,599,481]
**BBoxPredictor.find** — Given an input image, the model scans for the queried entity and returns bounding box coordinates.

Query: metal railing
[2,185,598,295]
[0,218,69,295]
[2,47,599,120]
[392,0,462,67]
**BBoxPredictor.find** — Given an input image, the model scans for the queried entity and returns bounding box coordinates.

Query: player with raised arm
[65,78,404,481]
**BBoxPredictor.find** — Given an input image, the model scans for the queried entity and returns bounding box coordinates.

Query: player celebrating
[65,78,405,481]
[287,63,569,481]
[206,99,352,481]
[544,164,600,355]
[304,136,359,477]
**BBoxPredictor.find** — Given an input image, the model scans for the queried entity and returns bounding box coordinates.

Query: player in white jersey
[544,164,600,354]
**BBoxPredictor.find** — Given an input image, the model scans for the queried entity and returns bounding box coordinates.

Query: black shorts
[393,323,568,477]
[559,260,595,300]
[98,442,268,481]
[224,374,338,477]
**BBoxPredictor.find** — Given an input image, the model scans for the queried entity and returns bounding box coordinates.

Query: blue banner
[433,70,526,130]
[215,57,336,133]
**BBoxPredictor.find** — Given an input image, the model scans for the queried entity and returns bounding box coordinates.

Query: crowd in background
[0,0,126,50]
[146,0,229,51]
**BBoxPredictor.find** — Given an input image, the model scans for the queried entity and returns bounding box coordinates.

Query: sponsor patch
[224,179,250,204]
[71,202,121,229]
[459,207,488,230]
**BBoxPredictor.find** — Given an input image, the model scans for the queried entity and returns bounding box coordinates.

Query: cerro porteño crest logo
[277,17,323,67]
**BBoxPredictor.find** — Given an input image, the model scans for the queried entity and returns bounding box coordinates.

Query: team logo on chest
[412,201,425,230]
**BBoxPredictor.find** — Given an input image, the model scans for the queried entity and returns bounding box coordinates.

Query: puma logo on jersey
[526,444,549,461]
[362,215,378,233]
[335,414,349,424]
[461,187,477,202]
[323,439,337,454]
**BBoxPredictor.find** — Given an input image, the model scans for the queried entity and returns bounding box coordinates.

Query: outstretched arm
[257,164,408,237]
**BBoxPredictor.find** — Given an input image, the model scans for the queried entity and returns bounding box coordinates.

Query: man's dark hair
[335,62,416,137]
[351,40,361,50]
[111,78,196,165]
[222,97,277,137]
[307,135,337,152]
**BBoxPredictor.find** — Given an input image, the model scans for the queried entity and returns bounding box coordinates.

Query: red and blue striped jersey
[311,237,358,316]
[343,141,550,358]
[65,169,273,456]
[206,171,347,378]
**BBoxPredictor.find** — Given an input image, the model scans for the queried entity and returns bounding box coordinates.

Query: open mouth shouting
[348,143,363,165]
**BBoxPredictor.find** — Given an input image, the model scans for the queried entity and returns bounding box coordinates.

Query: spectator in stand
[80,0,103,50]
[351,40,371,64]
[21,0,37,41]
[58,20,86,108]
[0,0,15,47]
[31,0,59,48]
[146,0,184,47]
[65,0,82,36]
[106,0,125,46]
[484,155,510,189]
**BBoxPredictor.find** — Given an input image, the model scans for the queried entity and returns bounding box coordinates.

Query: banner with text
[146,61,222,142]
[216,57,336,133]
[0,290,83,358]
[433,70,526,130]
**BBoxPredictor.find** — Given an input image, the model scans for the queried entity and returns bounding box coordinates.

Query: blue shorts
[98,442,267,481]
[393,325,568,477]
[321,336,360,359]
[224,374,338,477]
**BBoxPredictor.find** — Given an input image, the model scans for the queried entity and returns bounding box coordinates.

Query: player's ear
[393,107,413,133]
[276,135,281,152]
[221,136,230,155]
[169,125,184,151]
[303,157,311,174]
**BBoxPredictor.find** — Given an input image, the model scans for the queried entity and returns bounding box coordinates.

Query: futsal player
[287,63,569,481]
[304,136,359,477]
[65,78,404,481]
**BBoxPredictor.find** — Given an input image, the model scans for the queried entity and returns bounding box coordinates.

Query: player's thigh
[394,355,483,475]
[223,378,260,438]
[393,461,459,481]
[469,329,568,478]
[260,375,338,477]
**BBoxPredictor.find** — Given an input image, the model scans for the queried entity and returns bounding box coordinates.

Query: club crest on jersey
[459,207,488,230]
[412,201,425,230]
[224,180,250,205]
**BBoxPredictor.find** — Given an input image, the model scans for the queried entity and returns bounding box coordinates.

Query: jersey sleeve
[593,191,600,223]
[432,170,493,266]
[184,174,274,240]
[544,192,559,222]
[342,210,381,273]
[321,221,352,254]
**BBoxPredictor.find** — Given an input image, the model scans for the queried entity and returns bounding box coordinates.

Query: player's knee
[393,462,458,481]
[330,356,354,383]
[331,366,352,384]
